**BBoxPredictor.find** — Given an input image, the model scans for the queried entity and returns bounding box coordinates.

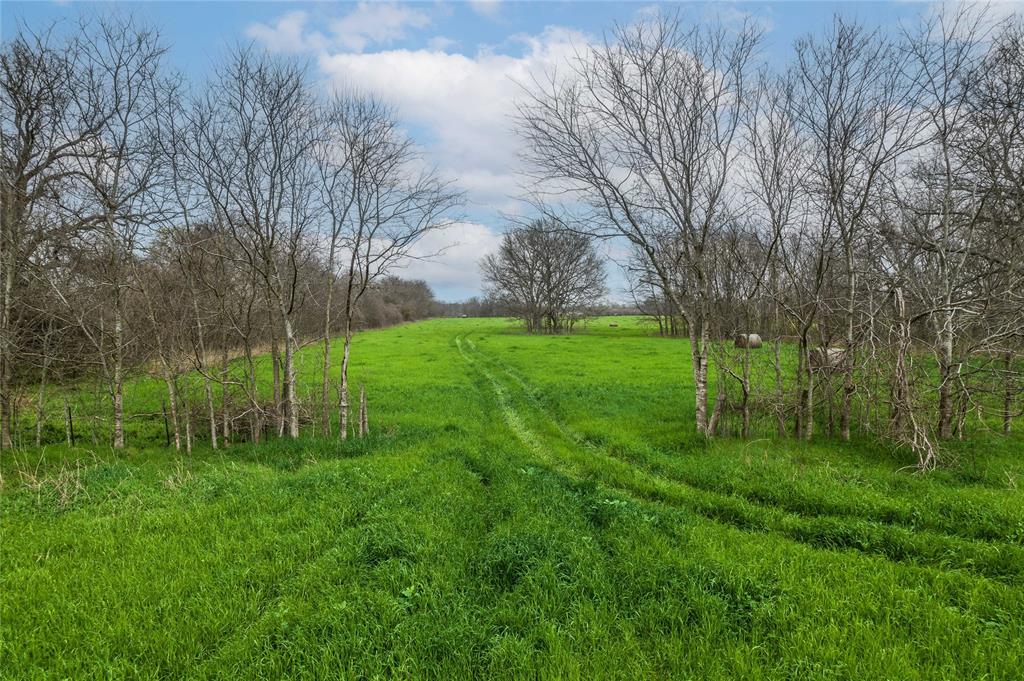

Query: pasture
[2,317,1022,679]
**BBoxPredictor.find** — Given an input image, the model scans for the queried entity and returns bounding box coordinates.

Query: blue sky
[1,1,995,300]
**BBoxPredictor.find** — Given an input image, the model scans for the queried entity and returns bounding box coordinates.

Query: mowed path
[455,332,1024,586]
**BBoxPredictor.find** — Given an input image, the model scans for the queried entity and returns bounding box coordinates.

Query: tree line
[517,8,1023,468]
[1,14,461,451]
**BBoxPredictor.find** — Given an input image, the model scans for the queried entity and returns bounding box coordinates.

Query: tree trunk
[689,317,710,436]
[164,375,182,451]
[0,363,9,449]
[190,293,218,450]
[243,340,261,444]
[774,338,785,437]
[203,375,217,449]
[804,342,815,441]
[707,391,726,437]
[162,398,171,447]
[321,298,334,437]
[0,220,15,449]
[112,307,125,449]
[220,344,230,443]
[795,334,806,438]
[1004,352,1014,435]
[183,391,193,454]
[890,366,904,433]
[35,348,51,447]
[741,346,751,439]
[937,308,955,439]
[269,303,282,435]
[840,268,855,441]
[339,330,353,440]
[321,333,333,437]
[283,316,299,439]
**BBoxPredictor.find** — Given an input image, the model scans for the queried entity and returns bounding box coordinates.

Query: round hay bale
[734,333,762,349]
[810,347,845,370]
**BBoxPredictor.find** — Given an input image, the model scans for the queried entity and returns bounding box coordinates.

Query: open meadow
[4,1,1024,677]
[2,317,1023,679]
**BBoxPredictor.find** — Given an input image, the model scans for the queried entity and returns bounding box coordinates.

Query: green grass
[2,317,1022,679]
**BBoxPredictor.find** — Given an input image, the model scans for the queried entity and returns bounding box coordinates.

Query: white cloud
[427,35,458,52]
[247,3,431,54]
[246,11,323,53]
[469,0,502,18]
[329,2,431,52]
[248,9,590,298]
[318,27,588,212]
[398,222,504,300]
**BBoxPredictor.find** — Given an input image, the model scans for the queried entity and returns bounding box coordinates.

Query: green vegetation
[3,318,1022,679]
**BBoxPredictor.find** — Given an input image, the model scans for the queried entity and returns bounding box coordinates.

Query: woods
[0,16,460,450]
[517,9,1024,467]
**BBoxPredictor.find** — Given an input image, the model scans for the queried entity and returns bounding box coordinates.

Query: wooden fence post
[64,397,74,446]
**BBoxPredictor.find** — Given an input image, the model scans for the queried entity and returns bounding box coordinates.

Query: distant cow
[734,333,762,349]
[810,347,846,371]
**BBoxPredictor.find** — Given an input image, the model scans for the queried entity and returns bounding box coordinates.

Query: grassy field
[2,317,1023,679]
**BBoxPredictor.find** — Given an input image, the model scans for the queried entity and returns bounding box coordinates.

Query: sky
[3,1,1014,300]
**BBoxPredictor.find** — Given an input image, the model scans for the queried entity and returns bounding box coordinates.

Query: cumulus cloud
[248,6,592,298]
[247,3,431,54]
[397,222,504,300]
[329,2,431,52]
[246,10,322,53]
[318,27,587,212]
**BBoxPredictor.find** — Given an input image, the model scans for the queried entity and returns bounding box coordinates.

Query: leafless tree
[481,221,606,333]
[792,17,925,441]
[196,47,319,439]
[0,23,108,448]
[36,16,174,449]
[316,93,460,438]
[518,11,762,435]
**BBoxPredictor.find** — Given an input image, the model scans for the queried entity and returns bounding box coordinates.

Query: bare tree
[792,17,924,441]
[313,92,364,437]
[744,70,815,437]
[518,12,762,435]
[0,24,108,448]
[43,16,173,449]
[316,94,460,438]
[198,47,319,439]
[481,220,606,333]
[961,20,1024,435]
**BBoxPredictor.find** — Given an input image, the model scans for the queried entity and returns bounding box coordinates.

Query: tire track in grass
[456,334,1023,585]
[456,336,558,469]
[471,338,1024,548]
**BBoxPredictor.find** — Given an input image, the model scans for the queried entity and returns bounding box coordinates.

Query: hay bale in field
[734,333,762,349]
[810,346,845,370]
